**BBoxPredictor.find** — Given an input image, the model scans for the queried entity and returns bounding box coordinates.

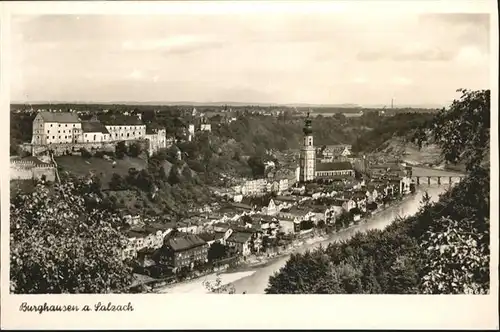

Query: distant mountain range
[11,100,445,109]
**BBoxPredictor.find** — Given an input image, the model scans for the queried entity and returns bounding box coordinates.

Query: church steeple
[303,112,313,135]
[299,112,316,182]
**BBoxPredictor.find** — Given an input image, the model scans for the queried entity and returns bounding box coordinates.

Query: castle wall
[31,142,118,157]
[10,160,56,182]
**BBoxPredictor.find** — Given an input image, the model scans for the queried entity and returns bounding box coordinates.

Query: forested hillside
[265,89,490,294]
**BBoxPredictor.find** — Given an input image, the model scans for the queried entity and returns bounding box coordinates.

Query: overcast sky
[11,13,490,106]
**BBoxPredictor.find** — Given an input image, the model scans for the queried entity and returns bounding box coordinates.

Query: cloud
[454,45,489,66]
[128,69,144,80]
[121,35,226,56]
[351,77,368,84]
[357,47,454,62]
[391,76,412,86]
[10,13,491,105]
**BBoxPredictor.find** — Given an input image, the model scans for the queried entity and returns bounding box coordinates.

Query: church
[298,114,355,183]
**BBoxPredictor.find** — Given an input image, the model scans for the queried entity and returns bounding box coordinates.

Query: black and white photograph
[1,0,498,329]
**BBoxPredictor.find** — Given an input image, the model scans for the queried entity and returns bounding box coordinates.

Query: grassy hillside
[56,155,148,190]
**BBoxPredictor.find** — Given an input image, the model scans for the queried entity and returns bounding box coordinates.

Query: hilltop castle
[30,111,167,156]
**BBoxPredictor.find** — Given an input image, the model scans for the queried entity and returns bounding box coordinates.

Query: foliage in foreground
[265,89,490,294]
[10,179,133,294]
[203,275,236,294]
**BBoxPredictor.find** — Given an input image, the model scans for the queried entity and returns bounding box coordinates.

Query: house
[100,115,146,141]
[261,198,278,216]
[241,179,267,196]
[226,231,253,256]
[200,123,212,132]
[136,247,157,268]
[350,191,368,212]
[369,163,405,177]
[283,206,315,222]
[332,198,356,213]
[145,127,167,156]
[365,186,379,202]
[198,232,225,246]
[31,111,82,145]
[81,119,111,143]
[315,161,355,179]
[157,234,209,270]
[321,145,352,159]
[123,229,150,260]
[310,205,335,224]
[250,214,279,237]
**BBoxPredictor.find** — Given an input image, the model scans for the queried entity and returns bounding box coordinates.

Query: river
[160,167,463,294]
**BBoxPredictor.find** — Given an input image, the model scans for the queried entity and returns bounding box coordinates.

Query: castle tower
[299,113,316,182]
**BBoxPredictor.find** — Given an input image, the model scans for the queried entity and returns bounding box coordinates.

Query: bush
[80,148,92,158]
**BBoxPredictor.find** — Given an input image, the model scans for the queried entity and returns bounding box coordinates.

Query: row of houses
[232,177,290,197]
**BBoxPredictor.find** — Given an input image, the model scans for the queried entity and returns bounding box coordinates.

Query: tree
[247,155,265,178]
[419,215,489,294]
[109,173,126,191]
[80,148,92,159]
[420,89,490,171]
[167,165,181,185]
[128,142,142,157]
[207,242,227,262]
[115,141,127,159]
[10,180,132,294]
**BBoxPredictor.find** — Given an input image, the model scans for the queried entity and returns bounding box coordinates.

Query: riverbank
[156,192,420,294]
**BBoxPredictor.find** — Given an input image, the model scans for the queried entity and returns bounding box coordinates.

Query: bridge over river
[409,166,466,186]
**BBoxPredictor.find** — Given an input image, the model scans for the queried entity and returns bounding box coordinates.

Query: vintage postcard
[1,0,498,329]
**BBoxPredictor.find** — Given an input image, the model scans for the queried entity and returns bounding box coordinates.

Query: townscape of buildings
[10,106,414,286]
[118,116,414,281]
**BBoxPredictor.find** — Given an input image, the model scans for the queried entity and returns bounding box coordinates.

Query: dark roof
[138,247,156,255]
[230,202,253,210]
[231,226,257,233]
[227,231,253,244]
[351,191,367,199]
[198,232,224,242]
[81,120,110,134]
[274,195,300,202]
[166,234,207,252]
[38,111,80,123]
[311,205,329,213]
[146,124,165,135]
[100,115,144,126]
[316,161,354,172]
[126,230,150,238]
[145,222,173,233]
[285,206,309,216]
